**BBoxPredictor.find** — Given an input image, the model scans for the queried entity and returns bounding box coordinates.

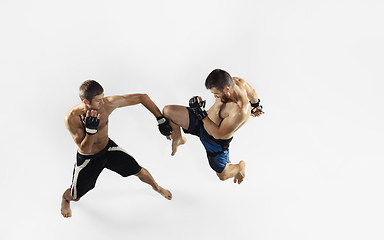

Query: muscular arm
[234,77,263,117]
[64,111,98,154]
[233,77,259,103]
[106,93,163,118]
[202,112,244,140]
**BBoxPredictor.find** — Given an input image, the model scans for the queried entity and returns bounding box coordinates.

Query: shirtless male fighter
[163,69,263,184]
[61,80,173,218]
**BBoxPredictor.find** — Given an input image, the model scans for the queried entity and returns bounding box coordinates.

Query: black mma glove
[189,96,208,120]
[83,116,100,135]
[250,98,264,115]
[156,116,173,136]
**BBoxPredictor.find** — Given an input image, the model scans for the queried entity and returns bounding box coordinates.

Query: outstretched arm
[107,93,163,117]
[106,93,172,138]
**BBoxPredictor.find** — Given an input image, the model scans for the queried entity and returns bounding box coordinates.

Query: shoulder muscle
[64,112,85,144]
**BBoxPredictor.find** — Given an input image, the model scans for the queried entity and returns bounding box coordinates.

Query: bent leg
[135,168,172,200]
[163,105,190,156]
[61,188,80,218]
[216,161,246,184]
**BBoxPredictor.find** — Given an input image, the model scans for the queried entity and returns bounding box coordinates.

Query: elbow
[211,131,224,140]
[78,145,92,155]
[140,93,149,99]
[139,93,150,103]
[78,140,93,155]
[203,119,224,139]
[250,90,257,100]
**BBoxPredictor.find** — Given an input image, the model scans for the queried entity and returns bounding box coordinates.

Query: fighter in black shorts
[61,80,173,218]
[70,139,143,199]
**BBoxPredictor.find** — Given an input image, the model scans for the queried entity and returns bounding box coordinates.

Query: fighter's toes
[165,190,172,200]
[234,161,245,184]
[159,187,172,200]
[61,210,72,218]
[171,137,187,156]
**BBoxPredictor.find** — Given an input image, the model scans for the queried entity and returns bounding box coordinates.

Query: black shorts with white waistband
[70,139,142,199]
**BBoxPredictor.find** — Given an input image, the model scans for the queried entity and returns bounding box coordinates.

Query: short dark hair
[79,80,104,102]
[205,69,234,91]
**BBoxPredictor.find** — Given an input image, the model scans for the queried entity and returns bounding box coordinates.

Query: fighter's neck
[79,102,98,112]
[229,84,242,102]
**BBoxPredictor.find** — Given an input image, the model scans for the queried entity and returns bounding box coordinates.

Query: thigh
[105,146,142,177]
[70,155,105,199]
[163,105,190,130]
[207,150,230,174]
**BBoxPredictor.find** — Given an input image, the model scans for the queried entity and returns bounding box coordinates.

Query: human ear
[83,99,90,105]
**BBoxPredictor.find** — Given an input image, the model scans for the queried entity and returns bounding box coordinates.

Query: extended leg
[61,188,80,218]
[216,161,246,184]
[163,105,190,156]
[135,168,172,200]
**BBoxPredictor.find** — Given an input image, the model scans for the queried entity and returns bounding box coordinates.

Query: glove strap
[250,99,264,114]
[250,99,261,108]
[85,128,98,135]
[156,116,166,125]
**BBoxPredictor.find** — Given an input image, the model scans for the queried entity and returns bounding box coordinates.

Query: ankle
[63,189,74,202]
[152,184,160,192]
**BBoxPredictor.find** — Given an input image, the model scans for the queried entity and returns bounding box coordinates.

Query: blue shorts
[183,107,233,173]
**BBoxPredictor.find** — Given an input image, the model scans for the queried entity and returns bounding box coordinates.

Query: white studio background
[1,0,383,239]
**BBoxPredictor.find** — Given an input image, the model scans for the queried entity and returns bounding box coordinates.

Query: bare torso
[65,98,114,154]
[65,93,166,155]
[207,78,251,140]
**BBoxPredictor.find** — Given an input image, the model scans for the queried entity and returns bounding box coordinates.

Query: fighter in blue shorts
[183,107,233,173]
[163,69,264,183]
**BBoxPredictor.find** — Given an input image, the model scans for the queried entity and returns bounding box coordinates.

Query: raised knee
[163,105,171,117]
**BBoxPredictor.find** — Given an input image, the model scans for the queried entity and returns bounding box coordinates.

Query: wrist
[250,99,261,108]
[250,98,260,104]
[156,116,166,125]
[85,128,98,135]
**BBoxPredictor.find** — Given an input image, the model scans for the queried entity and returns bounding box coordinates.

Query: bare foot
[155,186,172,200]
[171,137,187,156]
[234,161,245,184]
[61,196,72,218]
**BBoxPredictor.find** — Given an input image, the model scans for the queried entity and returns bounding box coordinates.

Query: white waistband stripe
[108,146,129,155]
